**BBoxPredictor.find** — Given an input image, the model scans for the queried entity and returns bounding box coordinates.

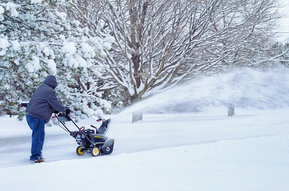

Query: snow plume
[124,67,289,114]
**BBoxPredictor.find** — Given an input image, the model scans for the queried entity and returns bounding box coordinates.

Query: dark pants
[26,115,45,160]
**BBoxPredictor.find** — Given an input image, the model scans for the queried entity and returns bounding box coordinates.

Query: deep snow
[1,68,289,191]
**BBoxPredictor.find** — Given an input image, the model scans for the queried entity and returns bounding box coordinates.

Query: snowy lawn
[1,108,289,191]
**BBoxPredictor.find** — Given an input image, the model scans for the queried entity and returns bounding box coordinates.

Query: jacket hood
[44,75,58,89]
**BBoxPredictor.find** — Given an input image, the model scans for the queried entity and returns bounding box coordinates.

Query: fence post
[228,105,235,117]
[132,112,143,123]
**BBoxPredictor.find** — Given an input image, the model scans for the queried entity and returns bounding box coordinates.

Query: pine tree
[0,0,112,118]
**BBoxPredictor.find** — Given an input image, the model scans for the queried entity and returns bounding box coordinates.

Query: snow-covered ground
[1,108,289,191]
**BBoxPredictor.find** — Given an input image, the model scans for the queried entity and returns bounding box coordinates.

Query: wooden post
[228,105,235,117]
[132,112,143,123]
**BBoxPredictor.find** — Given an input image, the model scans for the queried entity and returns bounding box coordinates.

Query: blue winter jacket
[26,75,66,123]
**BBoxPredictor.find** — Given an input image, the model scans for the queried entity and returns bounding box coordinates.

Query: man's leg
[26,116,45,161]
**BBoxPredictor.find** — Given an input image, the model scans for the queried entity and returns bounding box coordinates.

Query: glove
[65,107,71,115]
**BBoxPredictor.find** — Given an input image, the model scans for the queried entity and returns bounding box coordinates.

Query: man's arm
[47,91,66,113]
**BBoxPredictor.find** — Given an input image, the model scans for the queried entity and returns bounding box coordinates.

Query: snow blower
[53,113,114,157]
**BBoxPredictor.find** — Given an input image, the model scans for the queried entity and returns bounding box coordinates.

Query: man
[26,75,69,163]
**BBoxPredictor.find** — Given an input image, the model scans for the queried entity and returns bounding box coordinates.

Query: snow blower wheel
[101,139,114,155]
[91,147,100,156]
[102,146,111,155]
[76,146,84,156]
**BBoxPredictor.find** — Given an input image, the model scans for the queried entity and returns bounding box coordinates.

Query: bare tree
[63,0,278,105]
[99,0,278,103]
[201,0,278,69]
[99,0,224,103]
[64,0,102,35]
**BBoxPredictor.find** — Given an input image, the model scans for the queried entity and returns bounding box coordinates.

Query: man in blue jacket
[26,75,69,163]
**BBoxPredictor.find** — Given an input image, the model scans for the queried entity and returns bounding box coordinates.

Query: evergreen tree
[0,0,112,118]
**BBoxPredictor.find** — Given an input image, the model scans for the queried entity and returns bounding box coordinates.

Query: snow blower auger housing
[54,113,114,157]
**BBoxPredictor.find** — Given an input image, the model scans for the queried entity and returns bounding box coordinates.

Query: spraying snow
[123,67,289,114]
